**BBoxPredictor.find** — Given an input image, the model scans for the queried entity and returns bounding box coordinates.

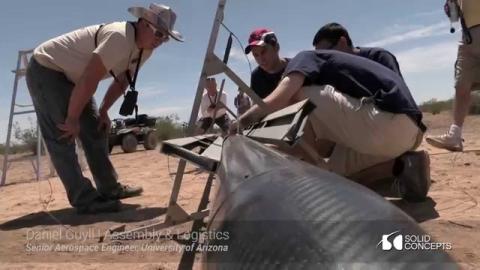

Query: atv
[108,114,158,153]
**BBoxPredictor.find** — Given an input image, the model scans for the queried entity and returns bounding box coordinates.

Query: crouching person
[196,77,230,135]
[231,50,430,202]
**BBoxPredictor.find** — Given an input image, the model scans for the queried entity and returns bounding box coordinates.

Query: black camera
[119,90,138,116]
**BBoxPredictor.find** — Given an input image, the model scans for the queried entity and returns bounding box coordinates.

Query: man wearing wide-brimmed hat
[25,3,183,214]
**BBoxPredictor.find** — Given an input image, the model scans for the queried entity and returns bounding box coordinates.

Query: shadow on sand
[370,179,440,223]
[0,204,167,230]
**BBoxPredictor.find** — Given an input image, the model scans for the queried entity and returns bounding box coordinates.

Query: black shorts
[198,114,230,132]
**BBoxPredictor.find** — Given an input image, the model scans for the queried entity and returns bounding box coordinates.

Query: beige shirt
[460,0,480,28]
[33,22,152,84]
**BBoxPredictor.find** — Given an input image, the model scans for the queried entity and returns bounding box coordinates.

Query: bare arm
[67,54,107,119]
[57,54,109,140]
[238,72,306,127]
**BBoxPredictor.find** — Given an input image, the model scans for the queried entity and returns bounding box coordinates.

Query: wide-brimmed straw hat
[128,3,184,42]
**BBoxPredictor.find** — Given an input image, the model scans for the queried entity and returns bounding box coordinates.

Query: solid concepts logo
[378,231,403,250]
[377,231,452,251]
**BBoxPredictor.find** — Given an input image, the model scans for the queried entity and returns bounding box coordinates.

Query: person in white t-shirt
[197,77,230,134]
[25,3,184,214]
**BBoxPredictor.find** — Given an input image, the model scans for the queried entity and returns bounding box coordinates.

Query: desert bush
[155,114,185,141]
[420,92,480,115]
[0,142,31,155]
[420,98,452,115]
[12,120,45,155]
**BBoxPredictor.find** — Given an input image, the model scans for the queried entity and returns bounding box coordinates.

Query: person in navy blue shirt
[245,28,290,99]
[312,22,403,78]
[232,49,430,202]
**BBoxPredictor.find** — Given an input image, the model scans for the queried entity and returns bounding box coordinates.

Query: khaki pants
[455,25,480,88]
[301,85,422,176]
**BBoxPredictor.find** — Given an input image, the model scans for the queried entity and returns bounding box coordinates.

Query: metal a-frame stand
[105,2,322,268]
[1,50,50,186]
[160,0,266,229]
[1,50,90,187]
[106,0,267,242]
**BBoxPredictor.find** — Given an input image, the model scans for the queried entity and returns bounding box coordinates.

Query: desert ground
[0,111,479,270]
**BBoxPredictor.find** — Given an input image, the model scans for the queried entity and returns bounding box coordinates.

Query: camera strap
[207,93,218,105]
[95,22,144,118]
[125,49,143,119]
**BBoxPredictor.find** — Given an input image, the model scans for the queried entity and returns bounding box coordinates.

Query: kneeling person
[233,50,430,201]
[312,22,403,78]
[197,77,230,134]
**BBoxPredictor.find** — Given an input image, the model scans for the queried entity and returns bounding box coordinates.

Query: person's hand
[97,110,111,133]
[57,116,80,143]
[229,120,241,135]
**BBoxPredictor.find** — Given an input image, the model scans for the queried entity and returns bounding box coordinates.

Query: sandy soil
[0,111,479,270]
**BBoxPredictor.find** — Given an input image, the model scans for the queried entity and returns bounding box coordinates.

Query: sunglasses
[260,32,277,46]
[146,22,168,39]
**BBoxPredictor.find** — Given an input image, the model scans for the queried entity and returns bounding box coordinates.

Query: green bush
[155,114,185,141]
[0,142,31,155]
[14,121,36,154]
[11,119,45,155]
[420,98,452,115]
[420,92,480,115]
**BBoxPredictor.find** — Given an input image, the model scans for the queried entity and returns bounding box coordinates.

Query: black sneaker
[104,184,144,200]
[77,197,122,214]
[392,151,431,202]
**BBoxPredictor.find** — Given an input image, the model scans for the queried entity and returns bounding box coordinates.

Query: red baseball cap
[244,28,277,54]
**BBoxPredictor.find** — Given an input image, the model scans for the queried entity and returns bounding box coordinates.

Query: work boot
[392,151,431,202]
[426,133,463,152]
[77,197,122,214]
[104,184,144,200]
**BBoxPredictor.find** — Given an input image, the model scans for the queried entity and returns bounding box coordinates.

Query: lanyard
[207,93,218,105]
[95,22,144,90]
[125,49,143,91]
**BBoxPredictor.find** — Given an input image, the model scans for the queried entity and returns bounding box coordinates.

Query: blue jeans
[26,57,120,208]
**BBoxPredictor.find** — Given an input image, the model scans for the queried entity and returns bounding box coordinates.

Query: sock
[448,124,462,138]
